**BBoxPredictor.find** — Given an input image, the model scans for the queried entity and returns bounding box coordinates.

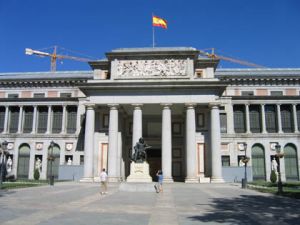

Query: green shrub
[270,169,277,184]
[34,169,40,180]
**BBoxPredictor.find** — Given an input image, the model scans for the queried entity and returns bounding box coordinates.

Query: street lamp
[0,140,8,189]
[241,143,249,189]
[48,141,55,186]
[275,143,284,194]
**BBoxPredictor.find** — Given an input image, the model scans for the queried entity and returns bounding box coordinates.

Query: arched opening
[17,144,30,179]
[251,144,266,180]
[284,144,299,181]
[47,144,60,179]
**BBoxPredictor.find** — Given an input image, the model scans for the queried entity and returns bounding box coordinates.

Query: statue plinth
[126,162,152,183]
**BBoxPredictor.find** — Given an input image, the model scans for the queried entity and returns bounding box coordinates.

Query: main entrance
[147,148,161,181]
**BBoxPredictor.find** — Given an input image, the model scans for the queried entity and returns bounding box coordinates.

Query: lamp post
[0,140,8,189]
[48,141,55,186]
[241,143,249,189]
[275,143,284,194]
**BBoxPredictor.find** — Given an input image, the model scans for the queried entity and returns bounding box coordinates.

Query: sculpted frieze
[116,59,187,77]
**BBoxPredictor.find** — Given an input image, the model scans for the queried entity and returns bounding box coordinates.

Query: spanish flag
[152,15,167,29]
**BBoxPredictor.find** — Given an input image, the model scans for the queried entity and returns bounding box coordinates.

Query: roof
[215,68,300,77]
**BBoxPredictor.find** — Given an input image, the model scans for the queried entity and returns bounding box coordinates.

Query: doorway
[147,148,161,181]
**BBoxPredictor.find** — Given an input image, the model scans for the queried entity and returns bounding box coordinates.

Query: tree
[34,168,40,180]
[270,169,277,184]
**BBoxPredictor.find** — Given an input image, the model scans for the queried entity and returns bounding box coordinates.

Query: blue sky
[0,0,299,72]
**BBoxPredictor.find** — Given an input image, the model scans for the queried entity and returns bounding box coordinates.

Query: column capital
[161,103,172,109]
[108,104,119,110]
[85,104,95,110]
[209,103,220,109]
[132,104,143,109]
[185,103,196,109]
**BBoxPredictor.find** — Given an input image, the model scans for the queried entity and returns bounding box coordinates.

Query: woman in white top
[100,168,108,194]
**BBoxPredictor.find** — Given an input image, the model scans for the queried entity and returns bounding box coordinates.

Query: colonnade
[82,103,224,183]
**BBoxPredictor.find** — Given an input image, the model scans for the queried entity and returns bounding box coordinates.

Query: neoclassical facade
[0,47,299,183]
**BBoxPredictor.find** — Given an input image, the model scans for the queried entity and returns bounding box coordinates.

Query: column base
[210,177,225,183]
[185,177,199,183]
[108,177,121,182]
[163,177,174,183]
[80,177,94,182]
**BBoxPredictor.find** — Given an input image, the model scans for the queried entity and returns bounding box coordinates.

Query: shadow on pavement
[188,195,300,224]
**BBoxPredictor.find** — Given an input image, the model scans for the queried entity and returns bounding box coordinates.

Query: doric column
[245,104,251,133]
[3,106,9,133]
[277,104,283,133]
[46,106,52,134]
[261,104,267,133]
[161,104,173,183]
[132,104,143,153]
[107,104,119,182]
[31,106,37,134]
[61,105,67,134]
[185,103,198,183]
[227,104,235,134]
[17,106,23,133]
[210,104,224,183]
[292,104,299,133]
[81,104,95,182]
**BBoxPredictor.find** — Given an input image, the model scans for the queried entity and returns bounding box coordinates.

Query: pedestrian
[100,168,108,195]
[155,170,163,193]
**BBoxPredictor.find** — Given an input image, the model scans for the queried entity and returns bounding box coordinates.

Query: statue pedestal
[126,162,152,183]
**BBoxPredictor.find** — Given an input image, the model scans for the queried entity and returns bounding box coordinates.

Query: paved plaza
[0,182,299,225]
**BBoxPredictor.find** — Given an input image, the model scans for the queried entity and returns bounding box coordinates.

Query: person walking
[100,168,108,195]
[155,170,163,193]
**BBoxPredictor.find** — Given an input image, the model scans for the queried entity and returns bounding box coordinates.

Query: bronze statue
[131,137,151,163]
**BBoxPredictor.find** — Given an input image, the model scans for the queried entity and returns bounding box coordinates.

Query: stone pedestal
[126,162,152,183]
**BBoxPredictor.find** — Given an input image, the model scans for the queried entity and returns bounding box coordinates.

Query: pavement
[0,182,300,225]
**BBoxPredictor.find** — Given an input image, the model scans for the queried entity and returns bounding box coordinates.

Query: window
[0,107,5,132]
[249,105,261,133]
[37,106,48,133]
[241,91,254,96]
[222,156,230,167]
[220,113,227,133]
[233,105,246,133]
[23,107,33,133]
[8,93,19,98]
[103,114,109,128]
[60,93,72,98]
[9,106,19,133]
[52,106,63,133]
[33,93,45,98]
[281,104,293,133]
[270,91,283,96]
[197,113,205,128]
[80,155,84,165]
[297,105,300,130]
[265,105,277,133]
[66,106,77,133]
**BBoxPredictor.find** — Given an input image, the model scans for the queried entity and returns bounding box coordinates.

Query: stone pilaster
[292,104,299,133]
[277,104,283,133]
[61,105,67,134]
[31,106,37,134]
[132,104,143,154]
[17,106,23,133]
[245,104,251,134]
[261,104,267,133]
[46,106,52,134]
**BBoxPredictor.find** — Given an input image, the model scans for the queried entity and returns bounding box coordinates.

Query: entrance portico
[80,47,226,183]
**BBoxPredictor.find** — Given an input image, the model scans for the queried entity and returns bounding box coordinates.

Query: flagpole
[152,13,155,48]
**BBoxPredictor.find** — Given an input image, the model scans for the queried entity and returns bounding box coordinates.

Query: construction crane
[199,48,265,68]
[25,46,93,72]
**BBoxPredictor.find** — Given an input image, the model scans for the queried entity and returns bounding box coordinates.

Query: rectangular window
[233,105,246,133]
[8,94,19,98]
[197,113,205,128]
[281,104,293,133]
[249,105,261,133]
[60,93,72,98]
[220,113,227,133]
[52,106,63,133]
[270,91,283,96]
[34,93,45,98]
[265,105,277,133]
[9,106,19,133]
[67,106,77,133]
[37,106,48,133]
[297,105,300,130]
[241,91,254,96]
[23,106,33,133]
[0,107,5,132]
[103,114,109,128]
[222,156,230,167]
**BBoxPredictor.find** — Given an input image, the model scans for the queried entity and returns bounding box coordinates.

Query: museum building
[0,47,299,183]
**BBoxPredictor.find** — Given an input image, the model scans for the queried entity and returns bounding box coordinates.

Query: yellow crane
[25,46,93,72]
[199,48,265,68]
